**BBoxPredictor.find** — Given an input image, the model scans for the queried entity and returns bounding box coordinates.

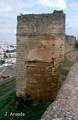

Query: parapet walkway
[41,63,78,120]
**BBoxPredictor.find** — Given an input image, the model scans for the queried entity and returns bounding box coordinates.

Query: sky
[0,0,78,44]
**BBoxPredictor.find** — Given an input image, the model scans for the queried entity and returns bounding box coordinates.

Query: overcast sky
[0,0,78,44]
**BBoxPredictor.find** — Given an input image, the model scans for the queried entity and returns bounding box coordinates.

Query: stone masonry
[41,63,78,120]
[16,10,65,101]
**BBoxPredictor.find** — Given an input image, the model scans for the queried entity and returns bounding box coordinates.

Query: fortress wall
[16,10,65,100]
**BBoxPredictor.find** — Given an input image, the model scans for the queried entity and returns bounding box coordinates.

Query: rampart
[41,63,78,119]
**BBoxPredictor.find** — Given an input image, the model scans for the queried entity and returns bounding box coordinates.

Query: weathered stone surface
[17,10,65,35]
[26,61,60,101]
[16,10,65,101]
[41,63,78,120]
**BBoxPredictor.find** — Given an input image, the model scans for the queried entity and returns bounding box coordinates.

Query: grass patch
[0,79,16,90]
[0,79,16,96]
[0,79,50,120]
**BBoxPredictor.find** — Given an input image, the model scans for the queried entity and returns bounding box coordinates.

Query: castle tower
[16,10,65,101]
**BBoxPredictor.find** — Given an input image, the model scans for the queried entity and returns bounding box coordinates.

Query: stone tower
[16,10,65,101]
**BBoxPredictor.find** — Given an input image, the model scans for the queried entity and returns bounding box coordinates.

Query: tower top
[17,10,65,35]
